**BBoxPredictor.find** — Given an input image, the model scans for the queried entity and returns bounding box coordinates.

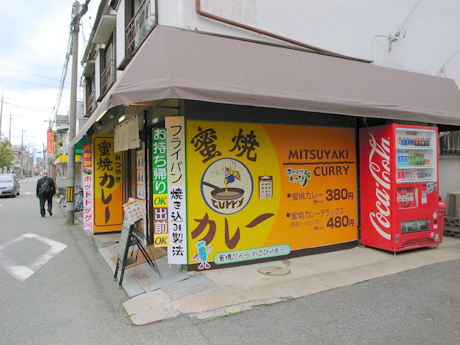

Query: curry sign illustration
[201,158,253,215]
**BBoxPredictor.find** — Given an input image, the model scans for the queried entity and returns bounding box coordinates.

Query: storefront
[183,102,358,269]
[72,26,460,270]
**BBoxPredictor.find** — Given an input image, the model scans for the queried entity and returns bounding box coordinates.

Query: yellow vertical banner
[92,134,124,232]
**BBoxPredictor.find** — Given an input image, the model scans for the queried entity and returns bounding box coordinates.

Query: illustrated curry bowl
[203,181,244,200]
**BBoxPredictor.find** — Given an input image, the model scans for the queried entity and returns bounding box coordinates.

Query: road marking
[0,233,67,282]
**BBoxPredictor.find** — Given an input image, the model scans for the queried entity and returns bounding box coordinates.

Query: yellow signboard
[186,120,357,268]
[92,134,124,232]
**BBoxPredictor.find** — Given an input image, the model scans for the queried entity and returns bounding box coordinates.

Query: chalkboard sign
[114,212,161,287]
[117,216,132,262]
[114,214,134,288]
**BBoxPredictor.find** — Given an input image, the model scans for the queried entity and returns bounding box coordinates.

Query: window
[126,0,155,55]
[100,36,116,95]
[440,131,460,155]
[85,73,96,115]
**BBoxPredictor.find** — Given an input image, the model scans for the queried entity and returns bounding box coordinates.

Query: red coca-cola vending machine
[359,124,442,254]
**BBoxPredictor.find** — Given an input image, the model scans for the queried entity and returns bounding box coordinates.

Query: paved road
[1,177,459,345]
[0,177,132,344]
[194,259,460,345]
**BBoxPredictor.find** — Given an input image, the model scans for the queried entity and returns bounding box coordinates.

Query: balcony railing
[440,131,460,155]
[126,0,155,55]
[86,90,96,116]
[101,59,115,96]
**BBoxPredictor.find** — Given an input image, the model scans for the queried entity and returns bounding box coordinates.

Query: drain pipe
[196,0,349,58]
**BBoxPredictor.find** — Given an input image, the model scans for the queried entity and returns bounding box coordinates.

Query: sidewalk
[93,229,460,326]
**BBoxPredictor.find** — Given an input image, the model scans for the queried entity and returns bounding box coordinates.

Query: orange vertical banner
[92,134,124,232]
[47,130,54,154]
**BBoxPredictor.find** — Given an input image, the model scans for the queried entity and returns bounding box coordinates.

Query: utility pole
[66,0,89,225]
[66,1,80,225]
[43,143,45,174]
[0,89,3,138]
[9,112,12,142]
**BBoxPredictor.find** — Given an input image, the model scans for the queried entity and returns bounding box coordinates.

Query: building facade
[72,0,460,269]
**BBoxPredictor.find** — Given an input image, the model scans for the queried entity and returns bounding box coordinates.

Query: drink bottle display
[396,135,433,181]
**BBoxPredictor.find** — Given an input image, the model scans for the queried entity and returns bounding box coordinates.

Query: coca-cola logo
[397,190,414,208]
[368,133,391,241]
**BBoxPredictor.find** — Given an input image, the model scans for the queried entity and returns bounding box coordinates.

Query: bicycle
[60,186,83,216]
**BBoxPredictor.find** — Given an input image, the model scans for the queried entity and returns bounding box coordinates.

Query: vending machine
[359,124,442,253]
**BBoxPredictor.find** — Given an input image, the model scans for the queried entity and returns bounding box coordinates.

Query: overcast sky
[0,0,97,155]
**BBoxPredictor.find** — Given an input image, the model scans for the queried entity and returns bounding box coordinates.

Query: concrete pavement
[93,229,460,326]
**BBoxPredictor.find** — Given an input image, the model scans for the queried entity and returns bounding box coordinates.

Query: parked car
[0,174,20,197]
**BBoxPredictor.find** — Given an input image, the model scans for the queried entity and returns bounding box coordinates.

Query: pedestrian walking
[36,171,56,217]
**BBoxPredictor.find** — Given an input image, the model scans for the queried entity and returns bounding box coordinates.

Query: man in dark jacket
[36,171,56,217]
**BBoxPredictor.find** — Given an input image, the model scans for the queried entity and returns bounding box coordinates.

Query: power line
[437,46,460,77]
[50,0,90,130]
[0,77,65,89]
[399,0,423,27]
[50,19,74,129]
[393,0,423,41]
[0,41,66,54]
[2,101,49,113]
[0,63,66,83]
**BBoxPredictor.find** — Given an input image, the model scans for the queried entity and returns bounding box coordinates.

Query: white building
[73,0,460,267]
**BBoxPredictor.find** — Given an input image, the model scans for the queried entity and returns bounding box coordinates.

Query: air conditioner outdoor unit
[447,192,460,217]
